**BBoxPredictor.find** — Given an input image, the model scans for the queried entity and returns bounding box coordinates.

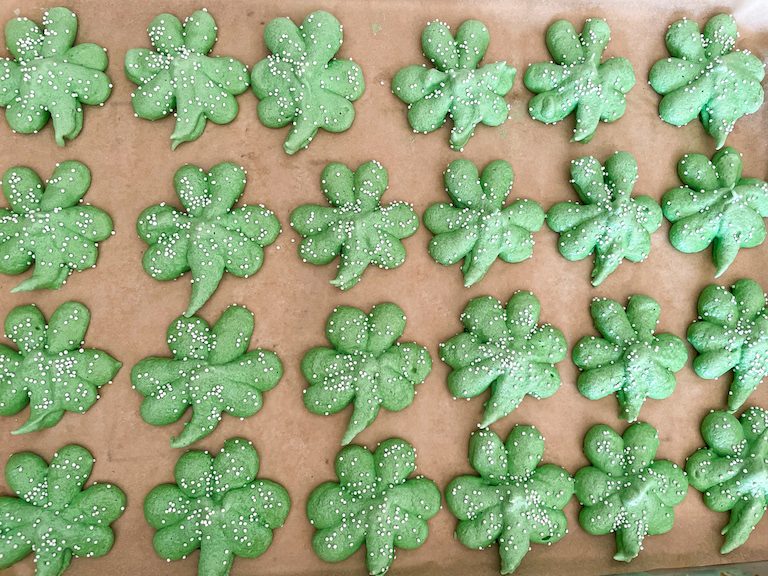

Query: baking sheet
[1,0,768,575]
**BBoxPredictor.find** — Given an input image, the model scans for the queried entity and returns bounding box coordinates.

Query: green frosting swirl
[392,20,516,151]
[132,305,282,448]
[251,11,364,154]
[687,408,768,554]
[424,159,544,287]
[0,445,126,575]
[145,438,290,576]
[446,426,574,574]
[0,301,121,434]
[0,161,114,292]
[125,9,249,149]
[575,422,688,562]
[440,291,566,427]
[0,7,112,145]
[547,151,663,286]
[650,14,764,149]
[524,18,635,143]
[307,438,440,576]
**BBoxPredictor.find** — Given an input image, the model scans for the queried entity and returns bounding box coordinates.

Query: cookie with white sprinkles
[391,20,516,151]
[132,305,282,448]
[125,9,249,149]
[251,10,365,154]
[0,7,112,145]
[307,438,440,576]
[0,444,126,575]
[144,438,289,575]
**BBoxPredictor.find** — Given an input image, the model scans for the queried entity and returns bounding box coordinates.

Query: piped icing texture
[251,10,364,154]
[302,303,431,446]
[574,295,687,422]
[688,279,768,412]
[136,162,280,317]
[445,426,574,575]
[440,291,566,427]
[663,147,768,277]
[524,18,635,143]
[0,7,112,146]
[144,438,290,576]
[649,14,765,149]
[687,408,768,554]
[0,161,114,292]
[0,445,126,576]
[0,301,121,434]
[424,159,544,287]
[391,20,516,151]
[290,161,418,290]
[125,9,249,149]
[132,305,282,448]
[307,438,440,576]
[575,422,688,562]
[547,151,662,286]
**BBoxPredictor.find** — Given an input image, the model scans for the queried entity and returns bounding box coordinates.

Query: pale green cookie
[290,161,418,290]
[688,279,768,412]
[0,301,121,434]
[136,162,280,317]
[251,10,364,154]
[392,20,515,151]
[0,161,114,292]
[145,438,290,576]
[0,7,112,145]
[307,438,440,576]
[446,426,574,574]
[132,305,282,448]
[524,18,635,143]
[687,408,768,554]
[0,445,125,575]
[663,147,768,277]
[440,291,566,427]
[125,9,249,149]
[650,14,764,149]
[575,422,688,562]
[574,295,687,422]
[302,303,431,445]
[547,152,663,286]
[424,159,544,287]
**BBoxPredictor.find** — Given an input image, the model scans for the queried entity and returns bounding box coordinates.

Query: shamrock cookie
[688,279,768,412]
[302,303,431,445]
[251,11,364,154]
[575,422,688,562]
[663,147,768,277]
[125,9,249,149]
[307,438,440,575]
[0,7,112,145]
[145,438,289,575]
[687,408,768,553]
[446,426,574,574]
[0,444,126,576]
[524,18,634,143]
[137,162,280,317]
[0,301,121,434]
[392,20,515,151]
[290,161,418,290]
[574,295,687,422]
[424,159,544,287]
[650,14,764,149]
[547,152,662,286]
[440,291,566,427]
[132,305,282,448]
[1,161,114,292]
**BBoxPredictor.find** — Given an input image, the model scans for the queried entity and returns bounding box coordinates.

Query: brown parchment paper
[2,0,768,575]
